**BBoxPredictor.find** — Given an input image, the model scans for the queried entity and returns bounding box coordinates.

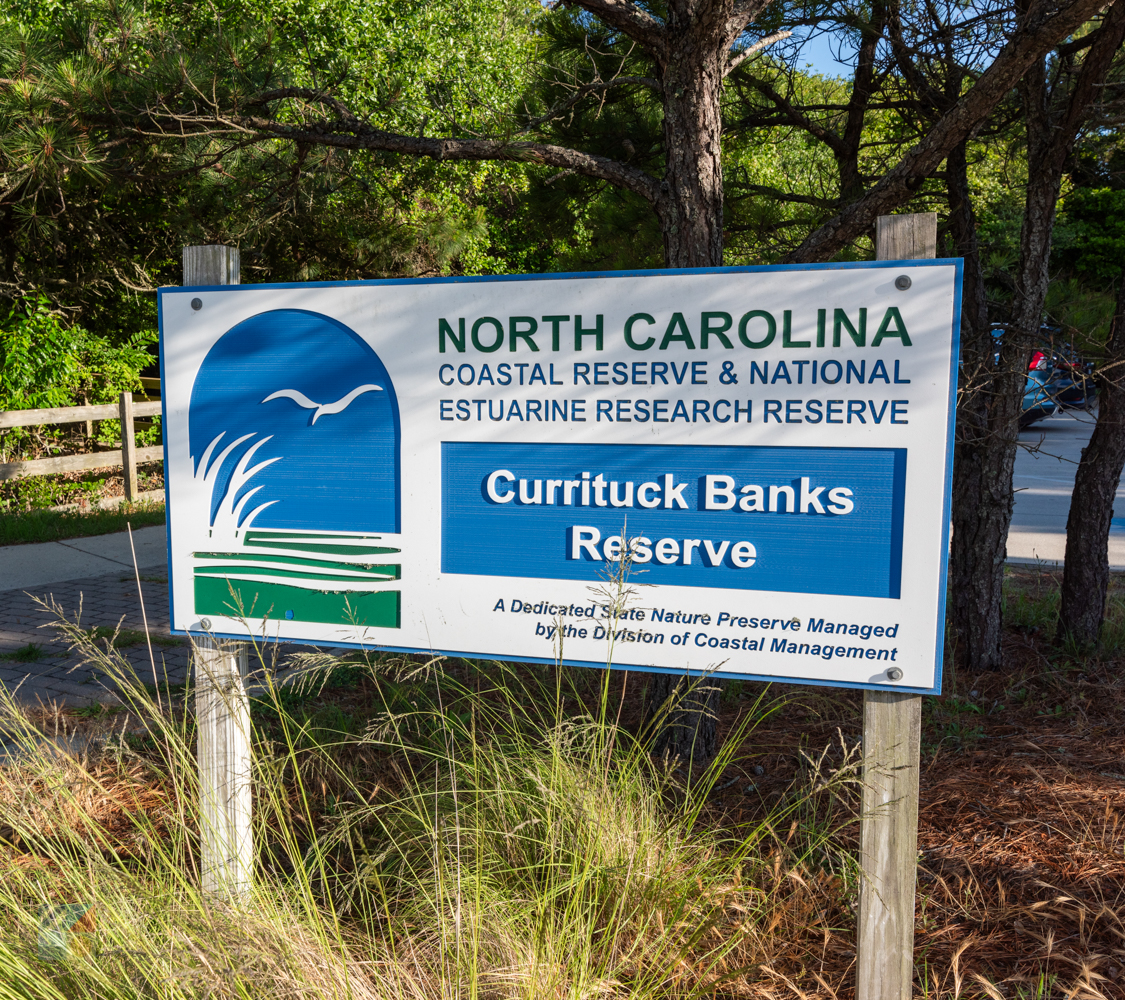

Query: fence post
[184,244,252,899]
[118,391,137,502]
[856,212,936,1000]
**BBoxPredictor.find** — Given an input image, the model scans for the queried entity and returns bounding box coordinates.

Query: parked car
[1020,370,1058,429]
[990,324,1091,427]
[1043,349,1096,409]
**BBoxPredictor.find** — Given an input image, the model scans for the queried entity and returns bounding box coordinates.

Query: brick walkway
[0,570,346,707]
[0,571,191,706]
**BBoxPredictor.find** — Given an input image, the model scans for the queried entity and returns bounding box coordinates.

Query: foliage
[1055,187,1125,282]
[0,297,152,411]
[0,0,1112,353]
[0,0,539,335]
[0,294,157,466]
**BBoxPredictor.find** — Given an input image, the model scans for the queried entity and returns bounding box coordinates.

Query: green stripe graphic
[194,577,401,628]
[243,540,401,556]
[195,565,398,584]
[195,550,398,575]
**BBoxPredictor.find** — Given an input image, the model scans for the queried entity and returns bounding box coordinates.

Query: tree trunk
[947,0,1125,666]
[837,2,885,204]
[645,671,721,762]
[654,0,729,268]
[1058,273,1125,645]
[641,0,733,759]
[947,141,1016,670]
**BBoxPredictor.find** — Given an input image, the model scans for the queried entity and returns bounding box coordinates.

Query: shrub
[0,295,155,412]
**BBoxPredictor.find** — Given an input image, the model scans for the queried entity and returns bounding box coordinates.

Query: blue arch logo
[187,309,402,628]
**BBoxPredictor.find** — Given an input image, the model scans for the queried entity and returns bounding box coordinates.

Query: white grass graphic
[194,432,282,547]
[191,429,400,594]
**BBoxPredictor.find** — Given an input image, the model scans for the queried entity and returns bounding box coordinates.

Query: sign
[158,262,961,693]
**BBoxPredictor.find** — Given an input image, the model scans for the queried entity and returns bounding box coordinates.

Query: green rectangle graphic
[194,576,401,628]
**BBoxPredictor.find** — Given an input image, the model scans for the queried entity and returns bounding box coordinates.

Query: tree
[1057,187,1125,644]
[0,0,504,332]
[963,1,1125,666]
[16,0,1095,268]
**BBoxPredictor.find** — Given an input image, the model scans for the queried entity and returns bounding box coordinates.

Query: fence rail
[0,399,161,431]
[0,390,163,498]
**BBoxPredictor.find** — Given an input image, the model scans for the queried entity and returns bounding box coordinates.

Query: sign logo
[187,309,402,628]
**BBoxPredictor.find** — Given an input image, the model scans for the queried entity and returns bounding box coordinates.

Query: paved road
[1009,407,1125,567]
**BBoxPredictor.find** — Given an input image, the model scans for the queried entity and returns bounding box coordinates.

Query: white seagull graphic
[261,384,383,424]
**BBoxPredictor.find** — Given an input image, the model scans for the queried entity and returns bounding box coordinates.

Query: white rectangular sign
[159,262,961,693]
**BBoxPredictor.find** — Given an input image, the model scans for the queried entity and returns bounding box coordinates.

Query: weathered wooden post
[184,245,253,898]
[856,212,936,1000]
[118,390,138,501]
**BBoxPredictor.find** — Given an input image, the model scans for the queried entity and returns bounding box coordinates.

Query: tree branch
[727,0,778,41]
[725,31,793,76]
[227,114,663,203]
[785,0,1113,263]
[1049,0,1125,154]
[518,75,662,133]
[728,182,838,209]
[562,0,667,56]
[732,73,846,154]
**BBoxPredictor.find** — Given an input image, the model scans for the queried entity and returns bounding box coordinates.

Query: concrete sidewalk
[0,524,166,592]
[0,527,306,707]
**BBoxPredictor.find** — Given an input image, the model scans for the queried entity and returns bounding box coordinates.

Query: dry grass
[0,570,1122,998]
[687,566,1125,998]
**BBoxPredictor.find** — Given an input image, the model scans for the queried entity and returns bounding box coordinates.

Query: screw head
[199,618,212,631]
[191,297,203,310]
[894,275,912,290]
[886,667,903,681]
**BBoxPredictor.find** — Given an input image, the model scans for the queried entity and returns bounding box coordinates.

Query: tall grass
[0,586,863,999]
[1,555,1118,996]
[1002,564,1125,654]
[0,500,164,546]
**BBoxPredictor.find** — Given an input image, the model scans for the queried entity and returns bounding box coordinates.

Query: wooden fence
[0,378,163,499]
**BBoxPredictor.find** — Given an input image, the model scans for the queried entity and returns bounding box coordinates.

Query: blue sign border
[158,258,962,696]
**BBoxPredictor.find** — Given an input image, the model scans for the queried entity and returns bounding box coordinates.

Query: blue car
[988,325,1061,429]
[1020,370,1058,429]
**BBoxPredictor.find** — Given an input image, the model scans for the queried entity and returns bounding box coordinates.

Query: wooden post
[194,639,252,897]
[183,244,240,286]
[856,212,936,1000]
[184,244,252,898]
[118,391,137,502]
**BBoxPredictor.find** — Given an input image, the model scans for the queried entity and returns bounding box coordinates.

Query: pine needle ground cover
[0,567,1120,998]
